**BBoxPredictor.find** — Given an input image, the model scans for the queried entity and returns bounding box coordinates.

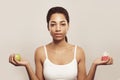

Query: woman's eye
[50,24,55,27]
[61,24,66,26]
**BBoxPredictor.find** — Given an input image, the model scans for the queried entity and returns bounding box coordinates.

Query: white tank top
[43,45,78,80]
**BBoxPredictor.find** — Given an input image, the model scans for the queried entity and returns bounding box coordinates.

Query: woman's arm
[77,47,113,80]
[9,54,39,80]
[86,56,113,80]
[25,62,39,80]
[24,47,45,80]
[85,63,97,80]
[34,47,45,80]
[9,47,45,80]
[77,49,97,80]
[77,47,87,80]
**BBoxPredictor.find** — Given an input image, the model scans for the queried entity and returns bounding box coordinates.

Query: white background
[0,0,120,80]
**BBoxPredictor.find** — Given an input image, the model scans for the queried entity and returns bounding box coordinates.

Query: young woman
[9,6,113,80]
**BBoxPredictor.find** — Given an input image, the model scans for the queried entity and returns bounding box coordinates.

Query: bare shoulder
[76,46,85,62]
[68,44,85,58]
[76,46,85,55]
[35,46,46,63]
[35,46,44,54]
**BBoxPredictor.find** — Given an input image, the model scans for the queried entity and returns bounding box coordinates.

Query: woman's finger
[9,54,12,63]
[9,54,14,63]
[9,54,18,65]
[107,57,113,65]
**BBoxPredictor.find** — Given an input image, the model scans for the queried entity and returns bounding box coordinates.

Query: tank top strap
[44,46,48,58]
[74,45,77,59]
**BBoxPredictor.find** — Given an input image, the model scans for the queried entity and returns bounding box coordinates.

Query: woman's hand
[9,54,29,66]
[93,56,113,65]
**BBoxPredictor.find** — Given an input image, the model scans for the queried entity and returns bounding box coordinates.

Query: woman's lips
[54,33,62,37]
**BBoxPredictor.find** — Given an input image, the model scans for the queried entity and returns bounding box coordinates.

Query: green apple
[15,54,21,61]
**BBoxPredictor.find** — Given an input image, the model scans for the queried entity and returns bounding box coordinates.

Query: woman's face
[48,13,69,41]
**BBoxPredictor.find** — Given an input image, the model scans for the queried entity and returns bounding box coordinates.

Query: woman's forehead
[49,13,67,23]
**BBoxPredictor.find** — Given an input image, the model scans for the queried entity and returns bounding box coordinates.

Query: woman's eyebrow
[50,21,56,23]
[60,20,67,23]
[50,20,66,23]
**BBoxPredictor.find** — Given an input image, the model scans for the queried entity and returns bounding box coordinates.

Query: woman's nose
[56,25,61,31]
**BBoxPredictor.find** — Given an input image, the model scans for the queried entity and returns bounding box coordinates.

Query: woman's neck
[50,39,69,49]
